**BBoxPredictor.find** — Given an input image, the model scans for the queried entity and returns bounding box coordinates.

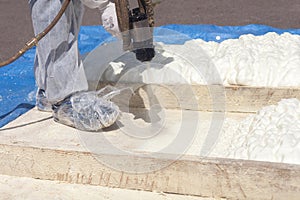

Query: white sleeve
[80,0,109,9]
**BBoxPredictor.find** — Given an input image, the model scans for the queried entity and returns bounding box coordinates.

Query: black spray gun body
[114,0,155,62]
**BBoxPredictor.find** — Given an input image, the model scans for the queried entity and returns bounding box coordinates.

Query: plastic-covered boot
[52,86,123,131]
[36,89,52,112]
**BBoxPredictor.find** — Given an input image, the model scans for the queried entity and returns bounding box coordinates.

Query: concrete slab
[0,108,300,199]
[0,174,215,200]
[0,107,246,155]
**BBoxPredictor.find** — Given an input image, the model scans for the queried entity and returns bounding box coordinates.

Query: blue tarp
[1,24,300,127]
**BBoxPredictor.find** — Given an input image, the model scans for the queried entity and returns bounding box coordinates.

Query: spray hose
[0,0,71,68]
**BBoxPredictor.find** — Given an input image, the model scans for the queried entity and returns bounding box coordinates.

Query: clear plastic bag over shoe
[53,86,125,131]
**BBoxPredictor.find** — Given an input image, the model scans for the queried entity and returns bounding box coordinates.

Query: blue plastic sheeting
[160,24,300,43]
[1,24,300,128]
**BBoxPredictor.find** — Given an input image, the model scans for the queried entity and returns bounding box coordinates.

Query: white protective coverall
[28,0,119,105]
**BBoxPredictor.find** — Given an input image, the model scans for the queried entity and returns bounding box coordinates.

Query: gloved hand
[81,0,120,37]
[101,2,121,38]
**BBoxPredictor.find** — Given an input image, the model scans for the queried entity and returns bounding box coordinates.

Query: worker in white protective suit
[28,0,121,131]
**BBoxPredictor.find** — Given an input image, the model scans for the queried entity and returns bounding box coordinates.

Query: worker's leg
[29,0,88,108]
[29,0,120,131]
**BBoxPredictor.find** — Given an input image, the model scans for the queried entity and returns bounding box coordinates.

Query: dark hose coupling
[129,8,155,62]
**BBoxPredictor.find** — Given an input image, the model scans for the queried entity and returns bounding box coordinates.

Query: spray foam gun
[114,0,155,62]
